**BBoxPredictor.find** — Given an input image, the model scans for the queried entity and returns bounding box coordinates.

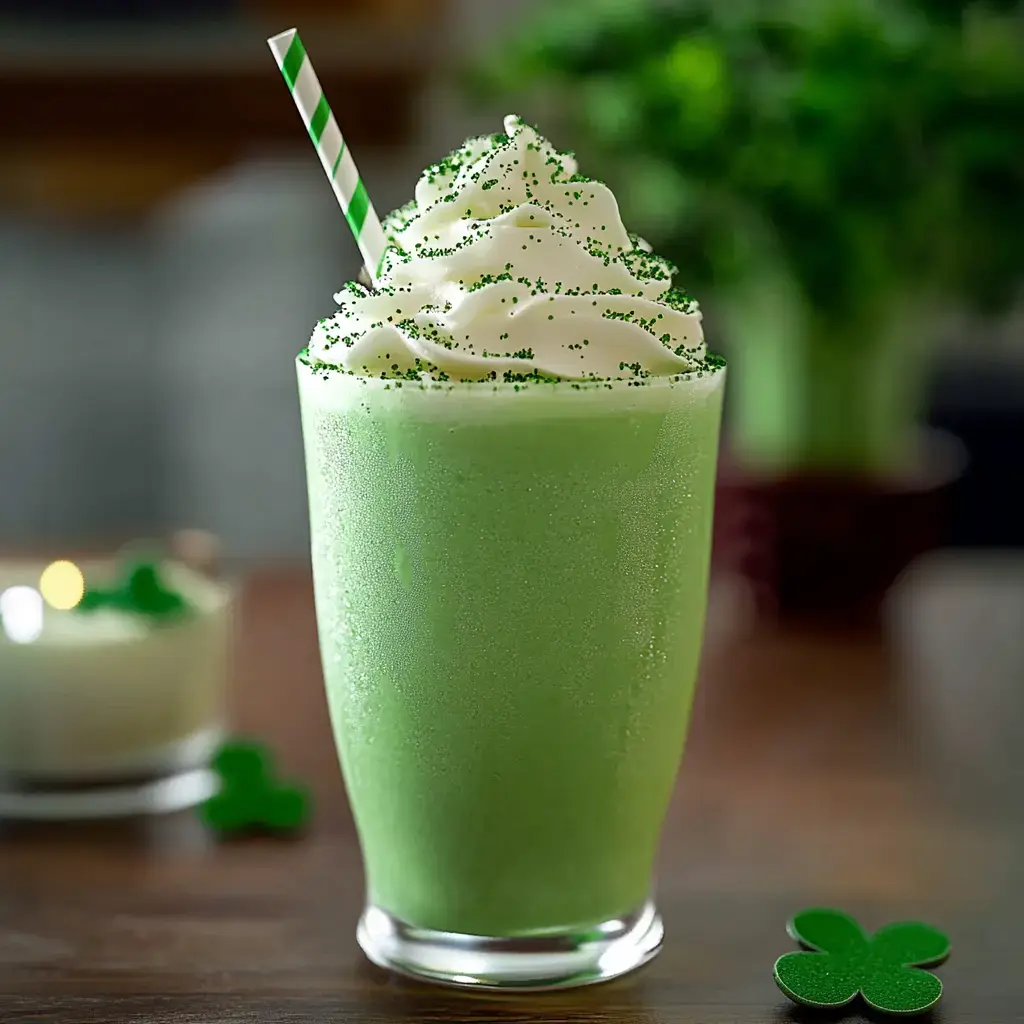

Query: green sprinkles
[302,117,720,386]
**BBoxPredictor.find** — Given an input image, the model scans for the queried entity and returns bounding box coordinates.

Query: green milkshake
[297,115,725,989]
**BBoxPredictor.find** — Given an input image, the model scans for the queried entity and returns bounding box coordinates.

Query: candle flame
[39,560,85,611]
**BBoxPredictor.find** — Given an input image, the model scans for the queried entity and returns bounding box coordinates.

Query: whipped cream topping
[308,115,707,383]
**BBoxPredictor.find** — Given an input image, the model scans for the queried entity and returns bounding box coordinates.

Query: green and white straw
[267,28,387,286]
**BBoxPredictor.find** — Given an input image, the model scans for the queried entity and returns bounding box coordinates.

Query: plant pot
[713,429,968,625]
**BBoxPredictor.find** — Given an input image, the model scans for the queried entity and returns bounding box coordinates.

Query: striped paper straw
[267,28,387,285]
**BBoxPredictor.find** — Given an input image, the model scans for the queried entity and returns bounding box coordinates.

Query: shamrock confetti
[199,739,312,836]
[77,560,189,619]
[774,908,950,1016]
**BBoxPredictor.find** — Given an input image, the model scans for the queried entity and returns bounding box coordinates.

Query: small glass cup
[0,557,232,821]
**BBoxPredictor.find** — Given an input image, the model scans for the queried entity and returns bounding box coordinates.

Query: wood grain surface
[1,554,1021,1023]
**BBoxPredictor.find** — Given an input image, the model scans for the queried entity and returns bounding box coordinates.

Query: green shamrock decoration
[199,739,312,836]
[77,560,189,619]
[774,908,950,1016]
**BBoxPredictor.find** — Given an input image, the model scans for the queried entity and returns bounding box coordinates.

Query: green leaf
[870,921,951,967]
[198,793,251,834]
[664,36,725,96]
[126,564,187,617]
[861,966,944,1015]
[580,76,637,145]
[616,157,693,236]
[774,951,860,1009]
[261,786,312,832]
[76,589,108,612]
[788,908,868,954]
[213,741,271,784]
[202,739,313,836]
[76,560,190,620]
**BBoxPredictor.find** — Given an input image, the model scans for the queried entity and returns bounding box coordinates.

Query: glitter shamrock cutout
[199,739,312,836]
[774,908,950,1016]
[77,561,189,620]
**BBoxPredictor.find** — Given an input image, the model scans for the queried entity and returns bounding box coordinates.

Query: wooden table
[1,554,1022,1023]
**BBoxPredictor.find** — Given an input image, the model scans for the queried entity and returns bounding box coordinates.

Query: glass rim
[295,352,726,396]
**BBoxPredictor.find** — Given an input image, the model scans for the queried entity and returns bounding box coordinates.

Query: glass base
[0,767,218,821]
[0,728,223,821]
[356,900,663,991]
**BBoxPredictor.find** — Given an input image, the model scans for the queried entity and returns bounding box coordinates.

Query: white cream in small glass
[0,557,231,816]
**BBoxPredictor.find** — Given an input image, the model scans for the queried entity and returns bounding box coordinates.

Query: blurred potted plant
[474,0,1023,620]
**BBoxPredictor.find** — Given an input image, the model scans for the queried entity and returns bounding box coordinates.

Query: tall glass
[298,359,725,990]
